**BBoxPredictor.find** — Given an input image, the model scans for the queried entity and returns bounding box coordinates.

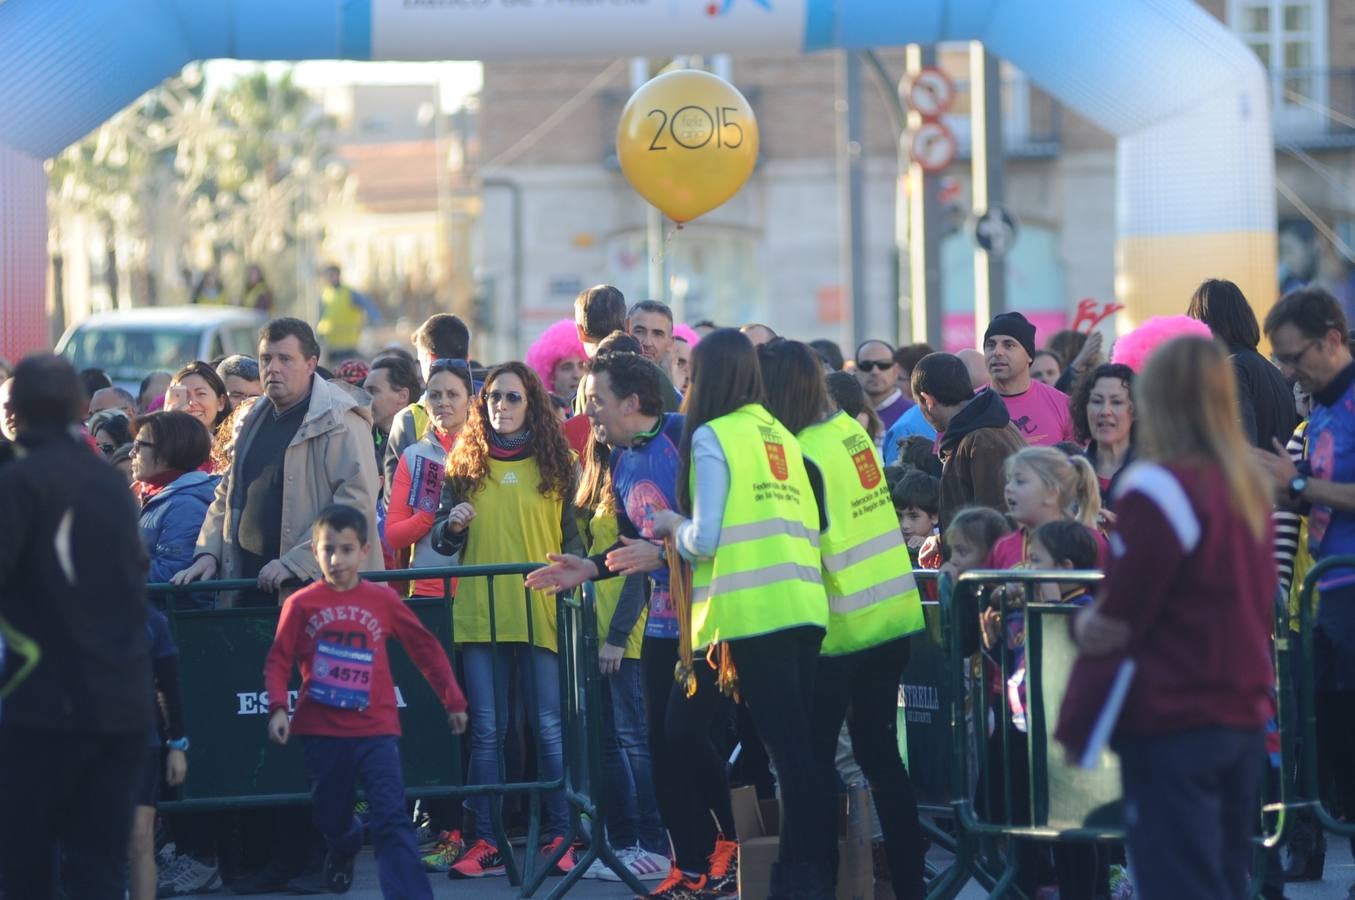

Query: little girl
[987,446,1105,572]
[940,506,1011,578]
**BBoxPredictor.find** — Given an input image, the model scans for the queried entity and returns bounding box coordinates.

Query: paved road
[181,839,1355,898]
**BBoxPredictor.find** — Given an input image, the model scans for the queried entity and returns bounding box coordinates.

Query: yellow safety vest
[581,506,646,660]
[798,412,925,656]
[455,457,563,651]
[318,285,364,350]
[690,404,828,649]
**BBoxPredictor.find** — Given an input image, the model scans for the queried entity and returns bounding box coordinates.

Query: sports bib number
[309,641,375,710]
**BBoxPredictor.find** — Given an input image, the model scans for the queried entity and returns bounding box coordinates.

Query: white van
[56,306,268,393]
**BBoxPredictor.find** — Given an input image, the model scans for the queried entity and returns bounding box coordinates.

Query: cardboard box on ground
[731,784,875,900]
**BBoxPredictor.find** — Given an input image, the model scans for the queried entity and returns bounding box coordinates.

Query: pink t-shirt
[984,525,1109,570]
[997,379,1075,447]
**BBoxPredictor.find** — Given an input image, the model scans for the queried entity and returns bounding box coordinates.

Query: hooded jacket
[937,388,1027,529]
[195,373,383,604]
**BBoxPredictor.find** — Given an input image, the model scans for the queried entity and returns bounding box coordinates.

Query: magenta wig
[1111,315,1214,373]
[525,319,587,392]
[673,323,701,346]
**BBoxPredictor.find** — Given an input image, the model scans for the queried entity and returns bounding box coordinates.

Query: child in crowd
[893,470,941,567]
[978,453,1106,899]
[987,447,1105,571]
[940,506,1011,578]
[129,608,191,900]
[264,504,468,898]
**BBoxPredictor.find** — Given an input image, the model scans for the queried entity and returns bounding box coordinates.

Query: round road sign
[909,66,956,119]
[910,120,957,174]
[974,206,1019,257]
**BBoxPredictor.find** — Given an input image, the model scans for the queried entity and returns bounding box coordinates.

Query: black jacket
[0,427,152,734]
[937,389,1027,528]
[1231,344,1298,451]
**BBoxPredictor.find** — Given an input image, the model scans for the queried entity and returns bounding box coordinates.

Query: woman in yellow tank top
[429,361,582,877]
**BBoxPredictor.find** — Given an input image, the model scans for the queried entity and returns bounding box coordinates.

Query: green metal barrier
[1289,555,1355,842]
[927,568,1297,900]
[148,564,644,899]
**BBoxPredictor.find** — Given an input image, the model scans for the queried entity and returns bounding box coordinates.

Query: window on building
[1229,0,1327,136]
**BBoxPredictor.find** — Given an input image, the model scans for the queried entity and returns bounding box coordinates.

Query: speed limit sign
[910,120,957,174]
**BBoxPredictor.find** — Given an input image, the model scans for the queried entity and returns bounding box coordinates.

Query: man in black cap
[982,311,1075,447]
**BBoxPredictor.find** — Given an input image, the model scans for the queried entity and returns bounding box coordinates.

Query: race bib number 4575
[308,641,375,710]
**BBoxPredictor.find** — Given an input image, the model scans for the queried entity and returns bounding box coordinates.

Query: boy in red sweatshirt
[265,504,468,897]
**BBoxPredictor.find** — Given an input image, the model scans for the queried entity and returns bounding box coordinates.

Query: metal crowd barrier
[1281,555,1355,847]
[148,565,644,899]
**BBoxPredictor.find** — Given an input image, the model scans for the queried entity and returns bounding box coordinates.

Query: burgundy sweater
[1059,462,1275,745]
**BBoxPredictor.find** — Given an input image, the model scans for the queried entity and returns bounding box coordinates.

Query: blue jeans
[601,658,667,853]
[462,642,567,842]
[301,735,432,900]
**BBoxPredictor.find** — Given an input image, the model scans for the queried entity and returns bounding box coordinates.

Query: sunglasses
[856,360,894,372]
[484,390,525,406]
[432,358,471,372]
[131,439,155,454]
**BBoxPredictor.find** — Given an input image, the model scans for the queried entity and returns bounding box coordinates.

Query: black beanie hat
[984,312,1037,361]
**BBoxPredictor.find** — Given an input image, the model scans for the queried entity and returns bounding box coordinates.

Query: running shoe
[421,829,466,872]
[702,837,739,896]
[449,839,508,878]
[156,853,222,897]
[541,836,580,875]
[642,866,707,900]
[598,844,672,882]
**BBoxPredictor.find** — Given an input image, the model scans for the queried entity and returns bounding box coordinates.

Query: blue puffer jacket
[139,470,221,607]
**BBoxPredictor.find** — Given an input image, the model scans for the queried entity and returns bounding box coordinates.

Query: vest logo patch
[763,441,789,481]
[844,431,881,489]
[501,472,518,485]
[852,447,881,489]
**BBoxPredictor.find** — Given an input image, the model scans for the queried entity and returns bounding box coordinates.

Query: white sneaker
[157,855,222,897]
[582,854,612,880]
[597,845,671,882]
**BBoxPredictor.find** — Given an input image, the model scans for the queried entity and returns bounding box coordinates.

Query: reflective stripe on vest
[798,412,924,655]
[690,405,828,649]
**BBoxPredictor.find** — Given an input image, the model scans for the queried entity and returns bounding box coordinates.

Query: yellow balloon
[616,70,759,224]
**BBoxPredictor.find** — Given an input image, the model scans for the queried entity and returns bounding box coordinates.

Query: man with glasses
[216,355,262,410]
[1257,288,1355,892]
[854,340,911,432]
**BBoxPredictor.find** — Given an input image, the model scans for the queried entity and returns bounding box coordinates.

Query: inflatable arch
[0,0,1275,359]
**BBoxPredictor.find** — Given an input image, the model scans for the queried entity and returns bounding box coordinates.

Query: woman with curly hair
[1069,363,1136,507]
[525,319,588,405]
[429,361,582,878]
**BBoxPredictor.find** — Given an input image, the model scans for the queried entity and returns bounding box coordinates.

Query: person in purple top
[983,312,1076,447]
[855,340,912,433]
[1256,286,1355,886]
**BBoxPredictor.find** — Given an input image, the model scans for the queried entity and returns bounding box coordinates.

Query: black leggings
[810,637,925,899]
[726,626,836,870]
[642,636,737,872]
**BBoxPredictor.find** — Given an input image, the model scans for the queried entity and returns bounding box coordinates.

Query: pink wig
[525,319,587,392]
[1111,315,1214,373]
[673,323,700,346]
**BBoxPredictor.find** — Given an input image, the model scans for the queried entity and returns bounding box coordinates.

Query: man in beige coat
[172,318,382,605]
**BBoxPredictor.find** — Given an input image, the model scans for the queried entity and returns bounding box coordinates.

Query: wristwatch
[165,737,190,752]
[1289,475,1309,501]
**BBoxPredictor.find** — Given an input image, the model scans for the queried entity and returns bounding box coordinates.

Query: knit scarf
[488,428,533,460]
